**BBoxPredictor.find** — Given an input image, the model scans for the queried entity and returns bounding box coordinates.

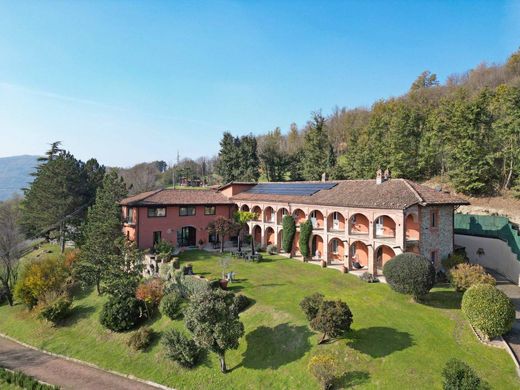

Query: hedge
[461,284,515,339]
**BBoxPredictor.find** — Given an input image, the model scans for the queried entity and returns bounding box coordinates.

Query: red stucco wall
[134,204,233,249]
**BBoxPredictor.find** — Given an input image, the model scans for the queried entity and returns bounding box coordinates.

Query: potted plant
[341,264,348,273]
[219,278,229,290]
[198,239,205,249]
[320,259,327,268]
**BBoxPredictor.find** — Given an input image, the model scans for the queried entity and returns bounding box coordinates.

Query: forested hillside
[218,49,520,197]
[0,155,39,201]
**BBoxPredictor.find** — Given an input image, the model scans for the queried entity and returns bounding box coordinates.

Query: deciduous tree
[185,289,245,373]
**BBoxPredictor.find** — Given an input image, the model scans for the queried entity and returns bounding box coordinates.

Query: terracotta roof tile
[231,179,469,209]
[120,189,234,206]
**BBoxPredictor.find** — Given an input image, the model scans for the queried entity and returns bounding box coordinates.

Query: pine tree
[74,171,128,294]
[238,134,260,182]
[216,132,239,183]
[301,112,334,180]
[22,147,95,250]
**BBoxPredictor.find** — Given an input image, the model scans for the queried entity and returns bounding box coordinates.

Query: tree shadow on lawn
[346,327,414,358]
[421,289,463,310]
[335,370,371,388]
[60,304,96,326]
[143,330,163,352]
[242,323,312,369]
[71,285,95,300]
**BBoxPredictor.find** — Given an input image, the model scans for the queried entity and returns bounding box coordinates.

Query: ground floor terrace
[239,202,421,275]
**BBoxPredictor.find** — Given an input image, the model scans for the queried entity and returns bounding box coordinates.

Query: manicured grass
[0,248,518,389]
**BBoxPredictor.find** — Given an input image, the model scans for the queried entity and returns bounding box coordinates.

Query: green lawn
[0,248,518,389]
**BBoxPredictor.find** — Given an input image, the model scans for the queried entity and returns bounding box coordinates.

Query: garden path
[0,335,168,390]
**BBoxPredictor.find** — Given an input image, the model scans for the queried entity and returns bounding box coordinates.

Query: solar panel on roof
[247,182,337,196]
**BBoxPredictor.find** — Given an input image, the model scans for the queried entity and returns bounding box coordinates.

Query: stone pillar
[368,244,376,275]
[323,236,329,264]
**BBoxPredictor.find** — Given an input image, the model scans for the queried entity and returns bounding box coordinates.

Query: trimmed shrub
[300,293,324,321]
[449,263,495,292]
[310,300,353,344]
[383,253,436,300]
[462,284,515,339]
[234,294,252,313]
[160,291,183,320]
[442,358,488,390]
[282,215,296,253]
[127,326,154,351]
[167,272,210,299]
[0,367,60,390]
[266,244,278,255]
[100,295,145,332]
[442,252,466,271]
[37,296,72,324]
[360,272,379,283]
[308,353,337,390]
[162,329,202,368]
[299,219,313,259]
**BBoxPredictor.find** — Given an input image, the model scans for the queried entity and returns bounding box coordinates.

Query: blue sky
[0,1,518,167]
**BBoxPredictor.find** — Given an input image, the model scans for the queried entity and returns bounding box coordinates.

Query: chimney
[376,169,383,185]
[321,172,327,182]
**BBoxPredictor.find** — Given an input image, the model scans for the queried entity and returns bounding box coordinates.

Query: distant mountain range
[0,155,39,201]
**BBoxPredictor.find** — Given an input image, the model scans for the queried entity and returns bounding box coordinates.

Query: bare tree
[116,162,160,194]
[0,197,24,306]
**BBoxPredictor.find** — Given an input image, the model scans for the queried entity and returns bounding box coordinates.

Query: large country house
[120,173,468,275]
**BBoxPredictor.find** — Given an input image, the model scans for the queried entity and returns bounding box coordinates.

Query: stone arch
[264,206,275,223]
[292,208,306,225]
[375,244,396,270]
[277,207,289,224]
[349,213,369,235]
[328,211,345,231]
[328,237,345,262]
[277,229,284,251]
[240,204,250,212]
[374,214,396,238]
[251,205,262,221]
[405,213,419,240]
[293,231,301,255]
[308,209,325,229]
[252,224,262,245]
[311,234,324,259]
[265,226,275,246]
[350,240,369,267]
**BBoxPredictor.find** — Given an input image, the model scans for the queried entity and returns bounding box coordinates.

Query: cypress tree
[299,219,313,260]
[282,215,296,255]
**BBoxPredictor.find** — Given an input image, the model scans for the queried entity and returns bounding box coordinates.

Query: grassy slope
[0,248,518,389]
